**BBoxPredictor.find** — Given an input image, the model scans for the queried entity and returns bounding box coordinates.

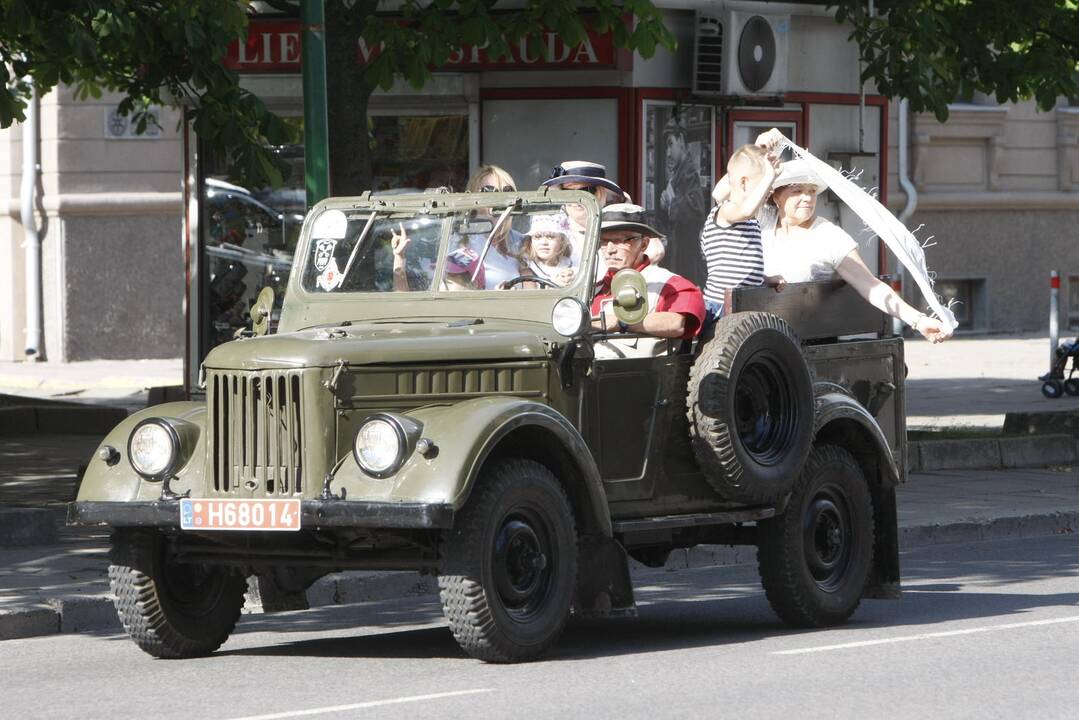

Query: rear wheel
[757,444,874,628]
[1043,380,1064,399]
[438,459,577,663]
[1064,379,1079,396]
[109,528,246,658]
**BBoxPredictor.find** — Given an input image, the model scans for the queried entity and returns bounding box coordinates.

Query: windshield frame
[288,190,601,302]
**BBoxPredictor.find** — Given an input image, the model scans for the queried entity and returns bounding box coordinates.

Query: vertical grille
[693,12,725,95]
[208,370,304,496]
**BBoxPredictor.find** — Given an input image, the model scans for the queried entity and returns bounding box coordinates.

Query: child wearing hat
[523,212,576,287]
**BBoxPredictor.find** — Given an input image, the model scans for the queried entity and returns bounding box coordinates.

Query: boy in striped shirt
[700,141,783,321]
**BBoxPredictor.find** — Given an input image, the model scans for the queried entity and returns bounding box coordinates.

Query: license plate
[180,498,301,532]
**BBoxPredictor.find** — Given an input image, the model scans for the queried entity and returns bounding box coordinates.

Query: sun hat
[526,212,571,241]
[600,203,664,238]
[541,160,626,201]
[772,159,828,195]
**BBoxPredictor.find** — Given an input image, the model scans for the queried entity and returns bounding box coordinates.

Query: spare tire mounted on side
[687,311,814,505]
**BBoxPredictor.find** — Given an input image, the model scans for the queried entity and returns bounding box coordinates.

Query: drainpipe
[21,85,41,360]
[895,98,918,336]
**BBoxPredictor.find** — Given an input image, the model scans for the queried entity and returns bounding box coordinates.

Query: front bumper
[68,499,455,530]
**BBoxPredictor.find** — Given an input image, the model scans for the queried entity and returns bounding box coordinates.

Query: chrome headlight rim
[353,413,410,479]
[551,296,589,338]
[127,418,180,480]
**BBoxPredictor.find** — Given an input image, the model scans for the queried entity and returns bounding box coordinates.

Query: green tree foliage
[834,0,1079,121]
[0,0,674,191]
[0,0,296,185]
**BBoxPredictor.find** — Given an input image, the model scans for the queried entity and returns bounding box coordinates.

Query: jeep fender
[813,391,901,487]
[341,396,612,537]
[76,402,207,503]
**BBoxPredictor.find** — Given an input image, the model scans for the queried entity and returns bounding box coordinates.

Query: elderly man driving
[592,204,705,340]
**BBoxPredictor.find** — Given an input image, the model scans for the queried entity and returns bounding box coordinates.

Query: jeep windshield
[300,197,596,294]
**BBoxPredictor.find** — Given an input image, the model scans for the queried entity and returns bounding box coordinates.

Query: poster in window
[643,102,714,288]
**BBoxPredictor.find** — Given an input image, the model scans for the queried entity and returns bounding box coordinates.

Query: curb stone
[910,434,1077,472]
[6,511,1079,641]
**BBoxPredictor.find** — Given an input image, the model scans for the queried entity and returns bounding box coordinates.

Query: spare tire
[687,311,814,504]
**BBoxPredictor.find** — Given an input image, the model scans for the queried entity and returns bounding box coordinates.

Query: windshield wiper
[472,202,517,284]
[339,211,379,282]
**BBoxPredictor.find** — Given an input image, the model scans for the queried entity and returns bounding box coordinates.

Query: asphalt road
[3,535,1079,720]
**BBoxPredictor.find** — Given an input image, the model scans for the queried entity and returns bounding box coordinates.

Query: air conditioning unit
[693,10,790,97]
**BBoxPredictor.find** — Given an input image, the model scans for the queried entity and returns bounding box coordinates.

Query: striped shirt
[699,212,765,304]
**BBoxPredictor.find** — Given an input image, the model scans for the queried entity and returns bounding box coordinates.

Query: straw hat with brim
[542,160,626,201]
[772,159,828,195]
[600,203,664,238]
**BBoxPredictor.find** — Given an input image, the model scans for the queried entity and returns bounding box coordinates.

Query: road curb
[4,510,1078,642]
[0,405,128,437]
[909,434,1077,473]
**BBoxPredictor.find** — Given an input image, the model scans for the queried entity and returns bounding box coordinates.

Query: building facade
[1,1,1076,376]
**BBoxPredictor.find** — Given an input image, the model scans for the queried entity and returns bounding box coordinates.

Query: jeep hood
[202,319,550,370]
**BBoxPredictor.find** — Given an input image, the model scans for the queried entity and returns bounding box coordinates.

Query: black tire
[757,444,875,628]
[438,459,577,663]
[1043,380,1064,399]
[687,311,814,504]
[108,529,246,658]
[1064,379,1079,397]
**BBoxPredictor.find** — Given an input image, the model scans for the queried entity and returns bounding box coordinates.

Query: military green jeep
[71,190,905,663]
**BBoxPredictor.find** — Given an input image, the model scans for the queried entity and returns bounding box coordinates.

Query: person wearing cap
[591,204,705,340]
[658,115,708,287]
[761,153,951,343]
[543,161,666,266]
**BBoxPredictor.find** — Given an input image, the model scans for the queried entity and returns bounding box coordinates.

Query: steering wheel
[501,275,560,290]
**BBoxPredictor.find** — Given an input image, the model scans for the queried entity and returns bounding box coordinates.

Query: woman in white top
[761,158,951,343]
[460,164,526,289]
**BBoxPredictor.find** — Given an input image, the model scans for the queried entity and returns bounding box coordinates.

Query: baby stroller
[1040,338,1079,398]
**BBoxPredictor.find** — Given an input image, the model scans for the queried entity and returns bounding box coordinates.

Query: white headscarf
[777,139,958,332]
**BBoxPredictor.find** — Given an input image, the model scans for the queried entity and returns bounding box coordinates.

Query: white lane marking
[774,615,1079,655]
[223,689,494,720]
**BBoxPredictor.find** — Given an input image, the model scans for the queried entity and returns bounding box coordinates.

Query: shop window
[369,114,469,191]
[924,278,987,332]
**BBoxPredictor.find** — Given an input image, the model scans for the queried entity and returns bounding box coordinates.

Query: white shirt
[761,212,857,283]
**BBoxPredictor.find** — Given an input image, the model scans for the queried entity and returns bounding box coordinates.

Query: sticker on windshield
[313,239,344,291]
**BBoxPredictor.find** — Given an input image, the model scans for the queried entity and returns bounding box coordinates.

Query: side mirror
[251,286,275,336]
[610,269,649,326]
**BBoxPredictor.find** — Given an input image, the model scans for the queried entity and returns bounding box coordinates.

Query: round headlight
[128,420,178,478]
[552,297,588,338]
[354,418,404,477]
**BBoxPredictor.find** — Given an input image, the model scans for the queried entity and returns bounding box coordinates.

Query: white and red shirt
[591,259,705,340]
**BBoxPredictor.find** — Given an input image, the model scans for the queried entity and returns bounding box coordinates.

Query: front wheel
[109,529,246,658]
[1043,380,1064,399]
[757,444,874,628]
[438,459,577,663]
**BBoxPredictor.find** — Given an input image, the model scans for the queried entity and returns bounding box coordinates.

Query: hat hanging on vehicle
[541,160,626,201]
[600,203,664,238]
[772,159,828,195]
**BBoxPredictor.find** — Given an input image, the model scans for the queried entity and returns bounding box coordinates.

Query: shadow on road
[215,535,1079,663]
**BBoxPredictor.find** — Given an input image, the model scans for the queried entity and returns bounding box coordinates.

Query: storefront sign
[225,19,619,73]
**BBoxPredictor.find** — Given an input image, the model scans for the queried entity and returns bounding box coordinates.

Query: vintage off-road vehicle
[71,189,905,663]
